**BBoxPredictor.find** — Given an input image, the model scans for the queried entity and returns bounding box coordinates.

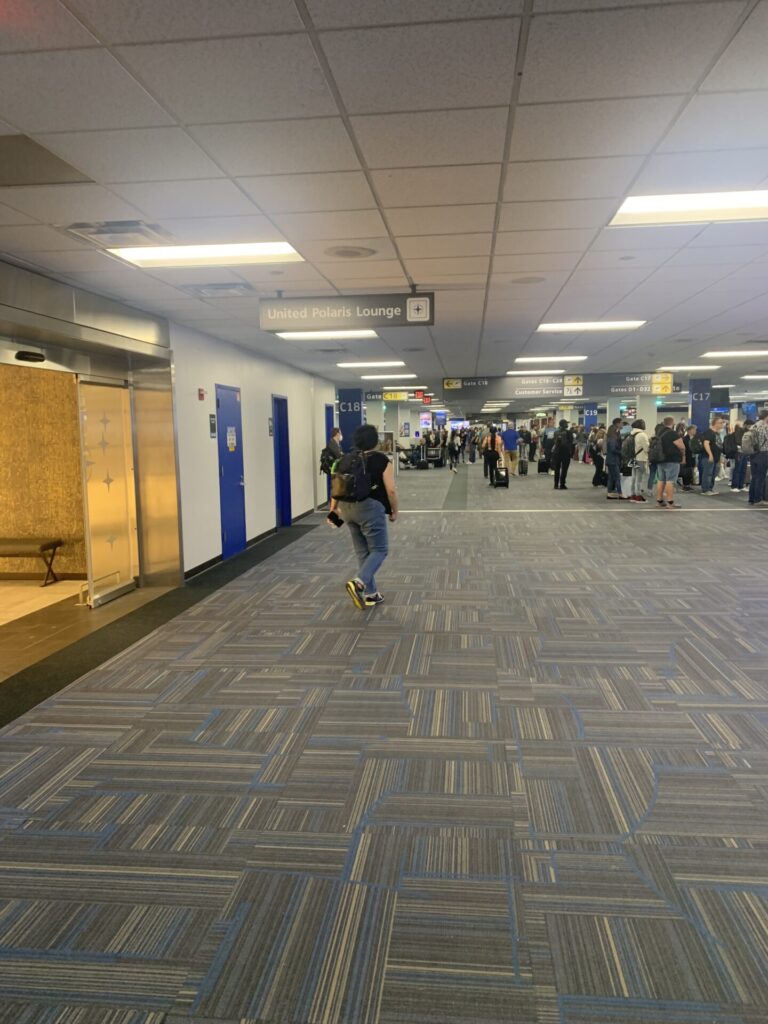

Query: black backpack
[319,446,335,475]
[621,433,636,466]
[723,432,738,457]
[690,434,704,457]
[330,450,372,502]
[648,433,664,464]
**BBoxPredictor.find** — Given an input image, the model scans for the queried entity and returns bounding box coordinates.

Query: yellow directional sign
[651,373,673,395]
[383,390,409,402]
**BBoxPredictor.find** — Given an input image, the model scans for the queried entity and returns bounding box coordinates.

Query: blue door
[272,395,292,528]
[216,384,246,559]
[325,403,334,501]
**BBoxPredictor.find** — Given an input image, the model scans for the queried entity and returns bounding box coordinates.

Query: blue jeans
[730,453,747,490]
[699,456,717,492]
[749,451,768,504]
[340,498,389,594]
[606,459,622,494]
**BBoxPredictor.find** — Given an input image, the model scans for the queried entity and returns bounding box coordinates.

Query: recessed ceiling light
[536,321,645,332]
[360,373,417,380]
[507,369,565,375]
[742,375,768,379]
[515,356,587,363]
[278,329,378,340]
[611,190,768,227]
[702,350,768,358]
[108,241,303,268]
[656,365,721,371]
[336,360,405,368]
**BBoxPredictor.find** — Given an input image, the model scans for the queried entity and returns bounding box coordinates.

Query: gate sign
[337,388,364,453]
[260,293,435,331]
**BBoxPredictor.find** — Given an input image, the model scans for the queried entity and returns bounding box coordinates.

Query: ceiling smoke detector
[62,220,173,248]
[402,346,425,352]
[511,276,546,285]
[323,245,377,259]
[182,283,255,298]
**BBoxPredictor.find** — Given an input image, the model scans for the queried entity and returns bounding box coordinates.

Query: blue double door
[216,384,246,560]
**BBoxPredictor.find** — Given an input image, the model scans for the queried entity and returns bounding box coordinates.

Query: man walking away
[329,424,398,609]
[653,416,685,509]
[747,409,768,506]
[627,418,649,502]
[551,419,574,490]
[700,415,725,495]
[501,421,519,476]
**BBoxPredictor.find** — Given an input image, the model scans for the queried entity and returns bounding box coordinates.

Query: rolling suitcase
[537,459,549,474]
[494,467,509,488]
[518,459,528,476]
[417,460,429,469]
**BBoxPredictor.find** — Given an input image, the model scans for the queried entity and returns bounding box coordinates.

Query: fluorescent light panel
[702,350,768,357]
[279,329,377,340]
[360,373,417,380]
[611,190,768,227]
[507,369,565,375]
[336,360,404,368]
[109,241,303,268]
[536,321,645,332]
[515,356,587,363]
[742,375,768,379]
[656,365,720,371]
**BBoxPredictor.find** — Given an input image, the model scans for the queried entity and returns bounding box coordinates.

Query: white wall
[170,323,335,573]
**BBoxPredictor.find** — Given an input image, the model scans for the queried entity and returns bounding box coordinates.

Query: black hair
[634,419,645,430]
[558,419,569,429]
[331,427,341,438]
[353,424,379,451]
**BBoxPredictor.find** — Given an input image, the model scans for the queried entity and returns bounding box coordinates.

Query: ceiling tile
[701,0,768,92]
[67,0,303,42]
[386,205,496,236]
[0,0,98,52]
[111,179,259,218]
[0,184,143,222]
[372,165,501,207]
[398,234,492,259]
[686,221,768,246]
[493,252,581,272]
[238,171,375,213]
[504,156,643,201]
[665,245,768,267]
[0,223,88,251]
[158,215,284,244]
[143,267,248,286]
[21,249,125,272]
[0,50,173,133]
[499,198,618,232]
[0,203,35,226]
[309,0,522,28]
[578,248,678,270]
[404,256,490,277]
[632,149,768,193]
[328,274,407,288]
[190,120,360,176]
[300,259,405,280]
[351,108,508,169]
[322,19,520,114]
[659,91,768,152]
[298,236,396,261]
[495,228,595,253]
[235,263,331,285]
[521,3,742,103]
[117,36,336,123]
[0,120,17,134]
[272,209,386,240]
[509,96,681,161]
[35,128,224,184]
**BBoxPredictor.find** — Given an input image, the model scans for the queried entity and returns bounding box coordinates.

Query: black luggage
[494,467,509,488]
[537,460,549,475]
[417,459,429,469]
[519,460,528,476]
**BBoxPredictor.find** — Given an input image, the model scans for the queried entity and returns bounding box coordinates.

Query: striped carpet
[0,471,767,1023]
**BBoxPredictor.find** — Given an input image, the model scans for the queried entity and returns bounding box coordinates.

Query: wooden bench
[0,538,64,587]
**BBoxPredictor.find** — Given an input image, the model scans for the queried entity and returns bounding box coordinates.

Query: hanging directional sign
[442,372,678,402]
[260,293,435,331]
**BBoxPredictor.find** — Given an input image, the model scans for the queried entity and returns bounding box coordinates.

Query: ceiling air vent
[323,245,377,259]
[182,283,256,298]
[62,220,173,248]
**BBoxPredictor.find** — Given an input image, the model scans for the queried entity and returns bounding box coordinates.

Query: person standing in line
[605,418,625,500]
[725,420,748,492]
[747,409,768,506]
[576,425,588,462]
[328,424,398,609]
[328,426,343,461]
[590,427,607,486]
[679,424,697,491]
[627,418,649,502]
[448,429,461,473]
[700,415,725,495]
[550,419,575,490]
[501,421,520,477]
[482,426,503,486]
[654,416,685,509]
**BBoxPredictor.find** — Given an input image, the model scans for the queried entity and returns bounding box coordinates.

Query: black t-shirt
[661,428,682,463]
[701,428,722,462]
[365,451,391,513]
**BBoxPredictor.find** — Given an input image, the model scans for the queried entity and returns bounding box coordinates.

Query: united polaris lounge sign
[260,293,435,331]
